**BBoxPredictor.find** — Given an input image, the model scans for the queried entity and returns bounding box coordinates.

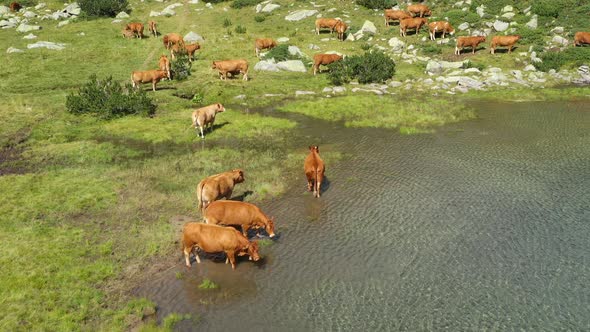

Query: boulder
[0,20,16,29]
[502,5,513,12]
[35,3,47,10]
[426,61,443,74]
[7,47,24,53]
[276,60,307,72]
[254,59,279,72]
[161,8,176,16]
[501,12,515,20]
[524,64,536,72]
[333,86,346,93]
[261,4,280,13]
[493,20,509,32]
[63,3,80,16]
[115,12,130,19]
[188,0,199,3]
[578,65,589,75]
[50,11,70,20]
[511,70,523,80]
[149,11,161,17]
[23,33,37,39]
[27,41,66,50]
[285,10,318,22]
[295,90,315,96]
[57,20,70,27]
[308,44,320,50]
[388,37,405,53]
[277,37,289,43]
[552,35,568,46]
[476,5,485,17]
[525,15,537,29]
[550,26,564,34]
[288,45,305,57]
[360,20,377,34]
[458,22,469,31]
[205,3,213,9]
[0,6,10,15]
[184,31,204,43]
[23,11,37,18]
[16,24,41,33]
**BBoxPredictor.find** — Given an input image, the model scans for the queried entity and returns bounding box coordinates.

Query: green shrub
[462,60,485,71]
[231,0,260,9]
[263,44,300,62]
[442,9,480,24]
[535,47,590,72]
[66,75,156,119]
[532,0,560,18]
[422,44,443,55]
[2,0,37,6]
[235,25,247,34]
[79,0,128,17]
[254,15,266,23]
[515,26,546,45]
[361,43,372,51]
[198,278,219,289]
[356,0,395,10]
[328,51,396,85]
[470,0,516,15]
[223,18,232,27]
[171,52,192,81]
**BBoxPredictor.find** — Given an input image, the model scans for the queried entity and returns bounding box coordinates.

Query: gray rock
[295,90,315,96]
[23,33,37,39]
[464,68,481,74]
[458,22,469,31]
[308,44,320,50]
[261,4,280,13]
[277,37,289,43]
[188,0,199,3]
[388,37,405,53]
[112,19,122,24]
[361,20,377,34]
[493,20,509,32]
[115,12,130,19]
[276,60,307,72]
[161,8,176,16]
[476,5,485,17]
[254,59,279,72]
[388,81,403,88]
[234,94,246,100]
[552,35,568,46]
[288,45,304,57]
[322,87,333,93]
[502,5,513,12]
[578,65,589,75]
[149,11,161,17]
[333,86,346,93]
[16,24,41,33]
[285,9,318,22]
[458,76,484,89]
[511,70,523,80]
[525,15,537,29]
[426,61,443,74]
[523,6,531,14]
[184,31,204,43]
[7,47,24,53]
[524,64,536,72]
[501,12,515,20]
[550,26,564,34]
[23,11,37,18]
[27,41,66,50]
[0,5,10,15]
[35,3,47,10]
[205,3,213,8]
[63,3,80,16]
[0,20,17,29]
[57,20,70,27]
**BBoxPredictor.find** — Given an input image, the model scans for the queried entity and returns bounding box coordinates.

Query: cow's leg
[243,71,248,81]
[199,125,205,139]
[195,252,201,264]
[152,81,156,92]
[472,45,475,54]
[508,45,513,53]
[226,251,236,269]
[242,225,249,238]
[184,246,192,267]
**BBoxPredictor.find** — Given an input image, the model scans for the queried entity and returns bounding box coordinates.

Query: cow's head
[514,35,522,41]
[425,9,432,16]
[232,169,245,183]
[265,217,276,238]
[247,241,260,261]
[309,145,320,153]
[215,103,226,113]
[211,61,218,69]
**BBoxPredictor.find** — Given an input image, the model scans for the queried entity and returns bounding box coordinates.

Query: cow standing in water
[304,145,325,198]
[196,169,245,213]
[204,201,276,238]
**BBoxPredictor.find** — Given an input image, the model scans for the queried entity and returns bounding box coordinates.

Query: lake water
[137,100,590,331]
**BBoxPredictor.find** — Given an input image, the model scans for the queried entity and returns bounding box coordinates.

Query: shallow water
[136,100,590,331]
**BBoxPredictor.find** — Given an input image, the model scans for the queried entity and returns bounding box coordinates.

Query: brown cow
[158,55,170,79]
[171,42,201,61]
[211,60,249,81]
[148,20,158,37]
[304,145,325,198]
[254,38,277,57]
[125,23,144,39]
[574,32,590,47]
[407,4,431,17]
[490,35,521,54]
[182,222,260,269]
[313,53,343,75]
[384,9,412,27]
[315,18,340,35]
[191,103,226,139]
[197,169,245,212]
[122,28,135,39]
[204,201,276,238]
[131,70,168,92]
[455,36,486,55]
[428,21,455,40]
[163,33,185,50]
[400,17,428,37]
[334,21,348,41]
[9,2,21,12]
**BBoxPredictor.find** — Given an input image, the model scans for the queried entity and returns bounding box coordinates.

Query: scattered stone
[501,12,515,20]
[116,12,130,19]
[476,5,485,17]
[184,31,204,43]
[7,47,24,53]
[502,5,513,12]
[388,37,405,53]
[295,90,315,96]
[63,3,81,16]
[464,68,481,74]
[525,15,537,29]
[285,9,318,21]
[458,22,469,31]
[550,26,564,34]
[360,20,377,34]
[23,33,37,39]
[277,37,289,43]
[578,65,589,75]
[551,35,568,46]
[389,81,403,88]
[27,41,66,50]
[524,64,536,72]
[308,44,320,50]
[333,86,346,93]
[261,4,280,13]
[23,11,37,18]
[35,3,47,10]
[322,87,333,93]
[254,59,279,72]
[523,6,531,14]
[206,3,213,9]
[161,8,176,16]
[264,93,284,97]
[234,94,246,100]
[493,20,509,32]
[426,60,466,75]
[276,60,307,72]
[57,20,70,27]
[1,20,17,29]
[188,0,199,3]
[112,19,122,24]
[288,45,304,57]
[150,11,161,17]
[16,24,41,33]
[511,70,523,80]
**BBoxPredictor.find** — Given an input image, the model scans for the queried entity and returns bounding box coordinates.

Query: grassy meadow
[1,0,590,330]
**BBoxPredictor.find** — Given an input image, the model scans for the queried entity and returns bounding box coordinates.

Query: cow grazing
[125,23,144,39]
[163,33,185,50]
[407,4,431,17]
[428,21,455,40]
[384,9,412,27]
[122,28,135,39]
[131,70,168,92]
[400,17,428,37]
[204,201,276,238]
[211,60,249,81]
[191,103,226,139]
[9,2,21,12]
[182,222,260,269]
[574,32,590,47]
[304,145,325,198]
[158,55,171,79]
[315,18,341,35]
[171,43,201,61]
[313,53,343,75]
[490,35,521,54]
[334,21,348,41]
[254,38,277,57]
[455,36,486,55]
[148,20,158,37]
[197,169,245,213]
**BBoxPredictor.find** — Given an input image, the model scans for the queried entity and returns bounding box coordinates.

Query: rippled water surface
[137,101,590,331]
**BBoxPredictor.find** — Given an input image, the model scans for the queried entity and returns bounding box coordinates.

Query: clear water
[136,100,590,331]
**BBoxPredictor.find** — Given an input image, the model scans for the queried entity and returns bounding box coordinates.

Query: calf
[211,60,249,81]
[122,28,135,39]
[158,55,171,79]
[131,70,168,92]
[315,18,340,35]
[407,4,431,17]
[171,43,201,61]
[304,145,325,198]
[163,33,185,50]
[197,169,245,212]
[400,17,428,37]
[125,23,144,39]
[204,201,276,238]
[490,35,521,54]
[313,53,343,75]
[428,21,455,40]
[182,222,260,269]
[191,103,226,138]
[334,21,348,41]
[574,32,590,47]
[255,38,277,57]
[455,36,486,55]
[384,9,412,27]
[148,20,158,37]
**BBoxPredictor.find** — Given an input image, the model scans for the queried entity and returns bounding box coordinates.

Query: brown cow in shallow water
[304,145,325,198]
[455,36,486,55]
[384,9,412,26]
[400,17,428,37]
[197,169,244,212]
[125,22,144,38]
[490,35,520,54]
[182,222,260,269]
[407,4,431,17]
[313,53,343,75]
[204,201,276,238]
[574,32,590,47]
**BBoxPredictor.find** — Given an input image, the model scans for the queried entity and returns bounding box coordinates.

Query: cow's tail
[315,167,320,197]
[197,180,205,214]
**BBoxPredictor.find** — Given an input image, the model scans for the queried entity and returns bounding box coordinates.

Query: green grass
[198,278,219,290]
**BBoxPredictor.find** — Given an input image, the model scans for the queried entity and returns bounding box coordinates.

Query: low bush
[328,51,396,85]
[469,0,516,15]
[231,0,260,9]
[532,0,560,18]
[66,75,156,119]
[442,9,480,25]
[515,26,546,46]
[356,0,395,10]
[254,15,266,23]
[422,44,443,55]
[2,0,37,6]
[235,25,247,34]
[263,44,301,62]
[462,60,485,71]
[79,0,128,18]
[223,18,232,27]
[171,52,192,81]
[534,47,590,72]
